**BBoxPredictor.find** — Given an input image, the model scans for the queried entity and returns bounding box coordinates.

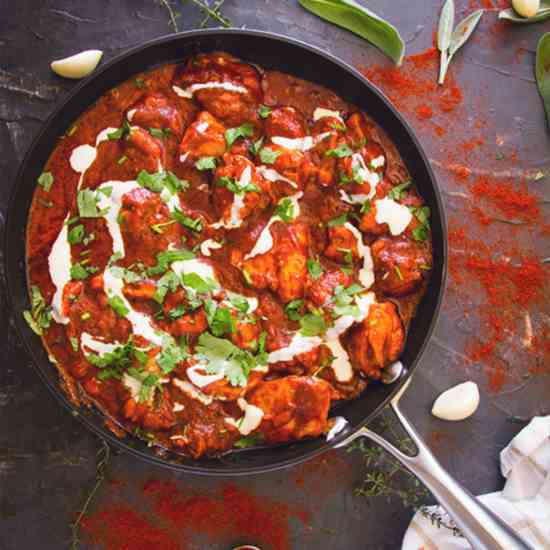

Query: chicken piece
[248,376,332,443]
[179,111,226,160]
[306,267,352,307]
[324,224,361,263]
[201,371,264,401]
[311,114,346,135]
[346,112,370,146]
[175,52,262,127]
[348,301,404,379]
[212,154,270,226]
[371,237,431,296]
[264,107,307,139]
[230,318,261,350]
[124,127,165,172]
[127,92,185,137]
[121,386,176,431]
[255,293,293,353]
[242,252,278,291]
[358,141,386,173]
[359,203,387,237]
[123,280,156,301]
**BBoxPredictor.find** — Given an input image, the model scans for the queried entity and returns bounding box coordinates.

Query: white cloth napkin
[402,416,550,549]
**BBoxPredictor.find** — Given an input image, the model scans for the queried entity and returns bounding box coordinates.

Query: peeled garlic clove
[51,50,103,79]
[431,381,480,421]
[512,0,540,18]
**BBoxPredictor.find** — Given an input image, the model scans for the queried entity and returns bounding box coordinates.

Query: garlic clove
[431,381,480,421]
[512,0,540,18]
[51,50,103,80]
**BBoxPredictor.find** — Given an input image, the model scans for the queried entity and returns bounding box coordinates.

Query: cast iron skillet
[4,30,530,549]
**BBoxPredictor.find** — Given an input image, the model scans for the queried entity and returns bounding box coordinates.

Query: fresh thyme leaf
[275,198,295,222]
[298,0,405,65]
[285,299,304,321]
[107,120,131,140]
[225,123,254,148]
[195,156,218,171]
[68,224,85,244]
[259,147,281,164]
[307,257,324,280]
[299,312,326,336]
[37,172,54,192]
[325,144,353,158]
[258,105,273,119]
[328,213,348,227]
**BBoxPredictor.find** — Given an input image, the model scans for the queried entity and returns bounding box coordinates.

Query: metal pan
[4,29,531,549]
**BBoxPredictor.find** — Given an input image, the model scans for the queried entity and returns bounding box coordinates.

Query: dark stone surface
[1,1,549,549]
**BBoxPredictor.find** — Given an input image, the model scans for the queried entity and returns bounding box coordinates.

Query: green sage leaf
[536,32,550,129]
[298,0,405,66]
[499,1,550,23]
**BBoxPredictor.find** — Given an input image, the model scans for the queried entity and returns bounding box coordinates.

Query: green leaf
[107,295,129,317]
[387,180,411,201]
[207,303,236,336]
[157,335,189,373]
[138,373,161,403]
[225,123,254,147]
[259,147,281,164]
[107,120,131,140]
[234,433,265,448]
[249,136,264,157]
[146,249,195,276]
[536,33,550,129]
[23,286,52,335]
[171,208,203,232]
[285,299,304,321]
[67,224,85,244]
[70,262,98,280]
[182,272,217,293]
[299,312,326,336]
[298,0,405,65]
[195,156,217,171]
[153,271,181,304]
[137,170,165,193]
[274,198,295,222]
[307,257,324,280]
[216,175,260,195]
[325,144,353,158]
[148,127,171,140]
[499,2,550,23]
[258,105,273,119]
[37,172,54,192]
[328,213,348,227]
[77,189,103,218]
[167,305,187,320]
[135,78,145,88]
[85,335,135,373]
[437,0,455,53]
[228,293,250,314]
[150,220,177,234]
[360,199,372,214]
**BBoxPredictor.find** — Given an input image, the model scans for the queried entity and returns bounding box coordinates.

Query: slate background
[1,1,549,549]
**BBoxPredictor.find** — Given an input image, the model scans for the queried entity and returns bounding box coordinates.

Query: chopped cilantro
[225,123,254,148]
[37,172,54,192]
[299,312,326,337]
[216,175,260,195]
[195,156,217,171]
[249,136,264,157]
[108,295,129,317]
[275,198,295,222]
[284,299,304,321]
[182,272,217,294]
[148,127,171,140]
[135,78,145,88]
[360,200,372,214]
[147,249,195,276]
[325,144,353,158]
[167,305,187,320]
[259,147,281,164]
[150,219,177,234]
[153,271,180,304]
[156,334,189,373]
[70,262,98,280]
[171,209,203,232]
[410,206,431,242]
[22,286,52,336]
[234,433,265,448]
[258,105,272,119]
[67,224,85,244]
[307,257,324,280]
[205,300,236,336]
[388,180,412,201]
[137,170,189,195]
[227,293,250,314]
[107,120,131,140]
[328,213,348,227]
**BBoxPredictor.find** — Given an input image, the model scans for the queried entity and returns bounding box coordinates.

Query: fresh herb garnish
[195,156,218,171]
[258,105,273,119]
[69,336,79,352]
[135,78,145,88]
[70,262,98,280]
[167,305,187,320]
[137,170,189,195]
[216,175,260,195]
[225,123,254,148]
[437,1,483,84]
[259,147,281,164]
[249,136,264,157]
[298,0,405,65]
[299,312,326,336]
[328,213,348,227]
[171,209,203,232]
[182,272,217,294]
[275,198,295,222]
[307,257,324,280]
[388,180,412,201]
[153,271,181,304]
[410,206,431,241]
[285,299,304,321]
[67,224,85,244]
[147,249,195,276]
[37,172,54,192]
[148,127,171,140]
[117,155,128,165]
[394,266,404,280]
[360,200,372,214]
[150,219,177,234]
[234,433,265,448]
[205,300,236,336]
[156,334,189,374]
[23,286,52,335]
[77,189,108,218]
[325,144,353,158]
[107,120,131,140]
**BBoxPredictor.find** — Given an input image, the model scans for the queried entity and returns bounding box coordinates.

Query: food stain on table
[81,478,311,550]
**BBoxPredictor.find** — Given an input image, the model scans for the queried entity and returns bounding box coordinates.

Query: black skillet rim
[4,28,448,476]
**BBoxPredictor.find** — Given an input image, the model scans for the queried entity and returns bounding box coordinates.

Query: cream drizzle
[256,166,297,188]
[172,81,248,99]
[270,132,330,152]
[48,215,71,324]
[374,197,413,236]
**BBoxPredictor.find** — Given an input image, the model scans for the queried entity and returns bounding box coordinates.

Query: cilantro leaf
[195,156,217,171]
[307,257,324,280]
[258,105,272,119]
[182,272,217,294]
[147,249,195,276]
[299,312,326,336]
[388,180,412,201]
[108,295,129,317]
[216,175,260,195]
[148,127,171,140]
[171,208,203,232]
[325,144,353,158]
[360,200,372,214]
[225,123,254,148]
[328,213,348,227]
[153,271,180,304]
[275,198,295,222]
[37,172,54,192]
[249,136,264,157]
[67,224,85,244]
[259,147,281,164]
[70,262,98,280]
[23,286,52,335]
[234,433,265,448]
[156,335,189,373]
[107,120,131,140]
[205,299,236,336]
[284,299,304,321]
[77,189,104,218]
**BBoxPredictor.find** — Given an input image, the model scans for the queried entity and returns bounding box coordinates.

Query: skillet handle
[341,381,534,550]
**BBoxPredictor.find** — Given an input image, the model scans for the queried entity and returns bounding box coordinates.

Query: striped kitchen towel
[402,416,550,549]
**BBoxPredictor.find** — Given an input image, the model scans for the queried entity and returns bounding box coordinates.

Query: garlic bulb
[51,50,103,79]
[512,0,540,18]
[431,381,480,421]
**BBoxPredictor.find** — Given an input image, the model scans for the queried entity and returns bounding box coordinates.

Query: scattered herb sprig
[536,32,550,129]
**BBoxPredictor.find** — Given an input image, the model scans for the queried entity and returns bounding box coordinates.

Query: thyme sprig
[157,0,230,31]
[70,439,111,550]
